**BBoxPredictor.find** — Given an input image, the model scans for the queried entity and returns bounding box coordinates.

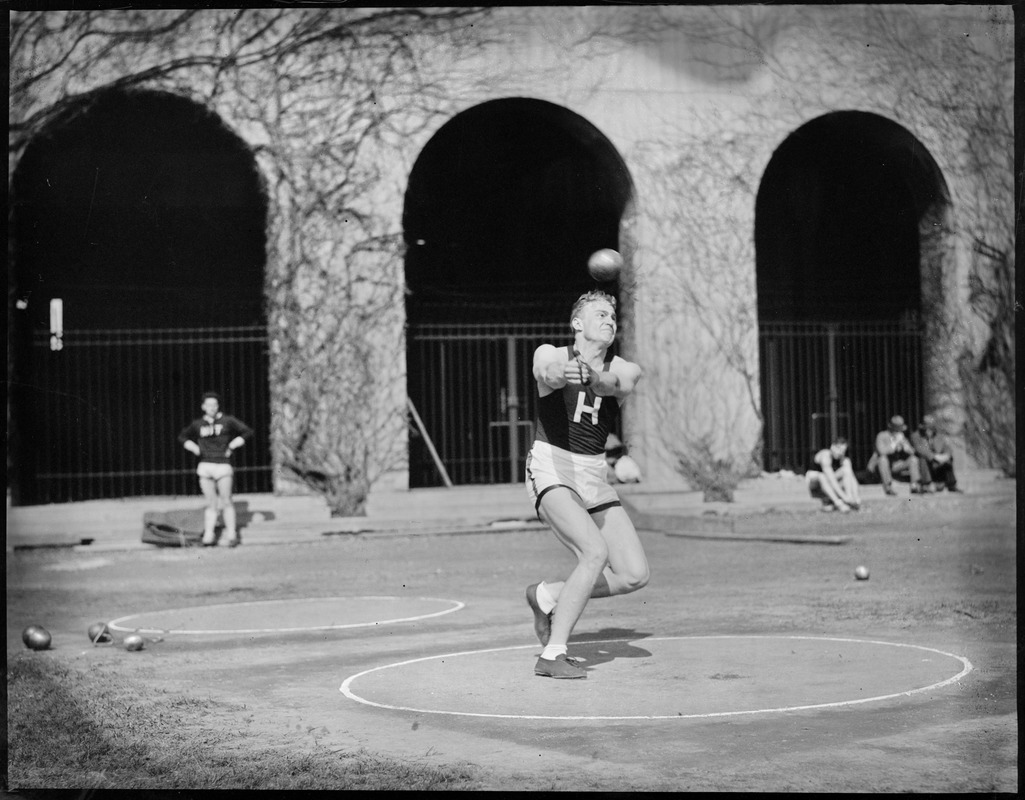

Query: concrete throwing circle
[339,635,972,720]
[107,596,463,635]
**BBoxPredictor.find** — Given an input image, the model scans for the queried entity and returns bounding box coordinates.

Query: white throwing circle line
[339,635,973,721]
[107,596,464,635]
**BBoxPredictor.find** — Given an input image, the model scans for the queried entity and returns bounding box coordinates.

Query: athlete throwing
[524,290,649,679]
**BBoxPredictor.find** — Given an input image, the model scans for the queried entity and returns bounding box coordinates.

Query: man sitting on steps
[865,414,920,496]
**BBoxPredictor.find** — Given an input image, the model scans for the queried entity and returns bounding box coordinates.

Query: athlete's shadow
[567,628,653,668]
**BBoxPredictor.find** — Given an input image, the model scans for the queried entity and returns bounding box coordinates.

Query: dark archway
[12,89,266,328]
[10,89,271,503]
[404,97,634,322]
[403,98,634,485]
[755,111,950,472]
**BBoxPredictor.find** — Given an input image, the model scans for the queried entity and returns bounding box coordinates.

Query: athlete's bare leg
[538,493,649,646]
[586,505,650,598]
[199,475,219,543]
[538,487,609,648]
[807,472,849,510]
[839,461,861,505]
[217,474,238,544]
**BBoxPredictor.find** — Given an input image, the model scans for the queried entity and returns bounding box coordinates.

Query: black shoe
[534,654,586,679]
[948,486,964,493]
[525,584,553,646]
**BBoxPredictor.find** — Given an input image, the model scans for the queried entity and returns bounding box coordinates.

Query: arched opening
[10,89,271,503]
[755,110,951,472]
[403,97,634,486]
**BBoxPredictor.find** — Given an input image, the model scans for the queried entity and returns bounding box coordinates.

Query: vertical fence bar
[451,335,462,482]
[767,334,779,471]
[147,328,156,494]
[438,342,447,480]
[506,336,519,483]
[827,324,838,444]
[787,327,797,465]
[122,332,132,498]
[460,335,467,480]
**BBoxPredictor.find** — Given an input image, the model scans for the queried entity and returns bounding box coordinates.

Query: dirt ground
[6,487,1018,792]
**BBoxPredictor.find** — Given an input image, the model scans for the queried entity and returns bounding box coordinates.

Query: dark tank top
[535,346,620,455]
[815,449,844,471]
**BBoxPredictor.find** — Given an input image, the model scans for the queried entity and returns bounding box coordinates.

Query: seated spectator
[806,436,862,512]
[909,414,963,493]
[866,414,921,495]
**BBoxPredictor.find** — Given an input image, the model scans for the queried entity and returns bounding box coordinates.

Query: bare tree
[960,239,1016,475]
[9,8,494,515]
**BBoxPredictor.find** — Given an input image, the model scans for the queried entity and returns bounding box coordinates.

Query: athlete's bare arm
[604,357,641,399]
[579,356,641,400]
[534,344,573,394]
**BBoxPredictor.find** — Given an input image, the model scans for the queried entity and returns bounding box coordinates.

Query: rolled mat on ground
[142,509,207,547]
[141,501,254,547]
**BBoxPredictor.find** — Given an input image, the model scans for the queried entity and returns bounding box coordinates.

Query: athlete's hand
[566,358,597,387]
[564,358,585,385]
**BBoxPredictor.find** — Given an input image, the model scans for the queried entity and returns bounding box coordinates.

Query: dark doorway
[403,98,633,486]
[10,89,271,504]
[755,111,948,472]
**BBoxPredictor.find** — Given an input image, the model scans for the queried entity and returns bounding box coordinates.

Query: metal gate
[14,325,273,504]
[407,322,569,486]
[759,321,924,473]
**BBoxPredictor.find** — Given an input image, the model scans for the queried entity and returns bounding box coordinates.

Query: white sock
[540,644,567,661]
[536,582,557,614]
[203,508,218,537]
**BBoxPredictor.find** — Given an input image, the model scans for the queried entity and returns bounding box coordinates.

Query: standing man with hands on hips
[179,391,254,547]
[524,290,649,679]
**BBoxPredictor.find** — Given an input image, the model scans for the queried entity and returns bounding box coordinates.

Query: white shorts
[197,462,234,482]
[525,440,621,520]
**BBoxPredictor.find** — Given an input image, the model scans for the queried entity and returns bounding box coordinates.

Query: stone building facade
[9,6,1014,510]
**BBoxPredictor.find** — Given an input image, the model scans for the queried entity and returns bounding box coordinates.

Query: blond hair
[570,290,616,331]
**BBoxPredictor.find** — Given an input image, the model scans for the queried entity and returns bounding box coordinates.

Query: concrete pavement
[6,469,1012,552]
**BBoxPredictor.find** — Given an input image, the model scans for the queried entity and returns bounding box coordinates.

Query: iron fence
[410,319,923,485]
[17,325,272,504]
[14,317,923,501]
[758,320,924,473]
[407,322,570,486]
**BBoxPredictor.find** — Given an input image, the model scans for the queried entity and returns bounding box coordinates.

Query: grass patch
[6,653,480,790]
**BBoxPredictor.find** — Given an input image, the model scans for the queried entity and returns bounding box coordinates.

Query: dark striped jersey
[178,414,254,464]
[535,345,620,455]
